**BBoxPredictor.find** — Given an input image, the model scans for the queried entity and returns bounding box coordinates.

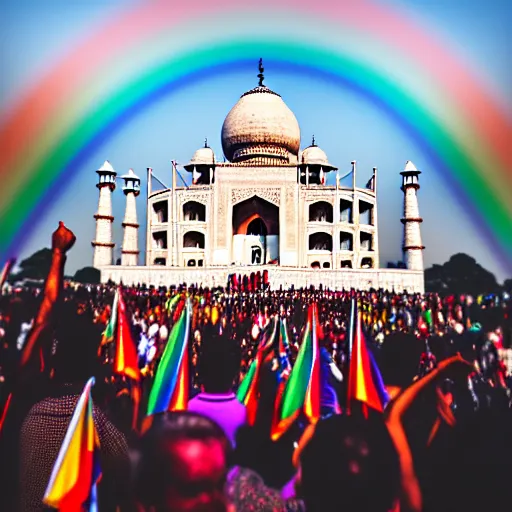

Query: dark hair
[51,302,102,384]
[300,413,400,512]
[197,327,240,394]
[377,332,424,387]
[234,423,297,490]
[134,411,231,508]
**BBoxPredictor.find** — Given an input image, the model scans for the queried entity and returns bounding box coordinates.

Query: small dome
[300,139,337,170]
[97,160,116,174]
[403,160,420,173]
[184,145,215,171]
[221,79,300,165]
[120,168,140,181]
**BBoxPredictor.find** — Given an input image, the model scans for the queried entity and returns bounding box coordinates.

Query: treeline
[424,253,511,296]
[6,248,512,296]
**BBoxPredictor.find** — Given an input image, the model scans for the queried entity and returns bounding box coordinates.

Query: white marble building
[93,61,425,292]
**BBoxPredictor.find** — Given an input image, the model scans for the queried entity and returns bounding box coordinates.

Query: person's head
[234,422,297,490]
[300,413,400,512]
[134,411,231,512]
[51,301,102,385]
[197,327,240,394]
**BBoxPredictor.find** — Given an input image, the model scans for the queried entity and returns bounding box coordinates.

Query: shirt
[19,393,129,512]
[226,466,305,512]
[187,392,247,446]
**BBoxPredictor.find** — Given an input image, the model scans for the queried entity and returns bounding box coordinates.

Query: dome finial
[312,134,316,147]
[258,58,265,87]
[204,137,208,148]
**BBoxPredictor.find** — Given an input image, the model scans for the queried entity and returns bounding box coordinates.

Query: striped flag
[278,318,292,379]
[237,317,278,425]
[99,289,119,348]
[113,289,141,430]
[347,301,389,413]
[43,378,101,511]
[114,289,140,382]
[270,318,293,435]
[271,304,321,441]
[147,298,191,416]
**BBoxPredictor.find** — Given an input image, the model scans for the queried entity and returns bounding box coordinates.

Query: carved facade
[97,65,425,292]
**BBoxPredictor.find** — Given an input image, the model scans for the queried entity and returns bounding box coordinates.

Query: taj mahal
[92,61,425,292]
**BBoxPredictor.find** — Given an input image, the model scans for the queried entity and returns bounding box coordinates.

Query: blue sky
[1,0,511,280]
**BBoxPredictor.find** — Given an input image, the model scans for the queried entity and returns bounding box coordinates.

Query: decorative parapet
[177,189,212,207]
[100,265,424,293]
[231,187,281,206]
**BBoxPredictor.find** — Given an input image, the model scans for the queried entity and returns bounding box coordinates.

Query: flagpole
[349,297,355,356]
[372,167,380,268]
[146,168,152,266]
[351,161,358,264]
[171,160,178,267]
[344,297,356,415]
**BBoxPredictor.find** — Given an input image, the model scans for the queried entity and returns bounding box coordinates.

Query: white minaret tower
[92,160,116,267]
[121,169,141,266]
[400,161,424,271]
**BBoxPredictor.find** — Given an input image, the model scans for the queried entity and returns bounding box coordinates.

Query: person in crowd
[226,364,305,511]
[188,326,247,447]
[0,223,511,512]
[299,413,401,512]
[133,411,232,512]
[0,222,77,511]
[228,424,305,511]
[19,303,130,512]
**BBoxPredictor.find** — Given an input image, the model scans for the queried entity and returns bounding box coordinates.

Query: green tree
[14,248,52,281]
[73,267,101,284]
[425,253,500,296]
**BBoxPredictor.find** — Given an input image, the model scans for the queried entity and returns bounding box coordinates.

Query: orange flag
[114,288,141,431]
[114,289,140,381]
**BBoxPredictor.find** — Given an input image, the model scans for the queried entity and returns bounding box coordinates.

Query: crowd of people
[0,222,511,512]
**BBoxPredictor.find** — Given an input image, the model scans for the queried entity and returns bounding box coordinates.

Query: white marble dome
[300,141,337,170]
[221,85,301,164]
[184,145,215,171]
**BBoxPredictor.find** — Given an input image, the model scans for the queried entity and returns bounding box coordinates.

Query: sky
[1,0,511,281]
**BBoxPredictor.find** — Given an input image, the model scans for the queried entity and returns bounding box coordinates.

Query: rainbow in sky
[0,0,510,272]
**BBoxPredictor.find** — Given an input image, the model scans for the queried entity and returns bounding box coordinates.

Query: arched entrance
[232,196,279,265]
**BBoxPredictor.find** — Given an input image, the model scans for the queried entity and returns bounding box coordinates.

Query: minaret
[400,161,425,271]
[92,160,116,267]
[121,168,141,266]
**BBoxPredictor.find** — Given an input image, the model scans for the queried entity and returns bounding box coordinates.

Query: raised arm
[19,222,76,368]
[385,354,473,512]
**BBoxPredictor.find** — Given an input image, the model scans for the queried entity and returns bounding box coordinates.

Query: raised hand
[51,221,76,253]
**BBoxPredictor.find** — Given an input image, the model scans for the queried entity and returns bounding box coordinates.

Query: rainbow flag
[100,288,119,347]
[270,318,293,434]
[114,289,141,430]
[278,318,292,374]
[147,298,191,415]
[114,289,140,382]
[43,377,101,511]
[347,302,389,413]
[236,358,259,423]
[236,317,278,425]
[271,304,321,441]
